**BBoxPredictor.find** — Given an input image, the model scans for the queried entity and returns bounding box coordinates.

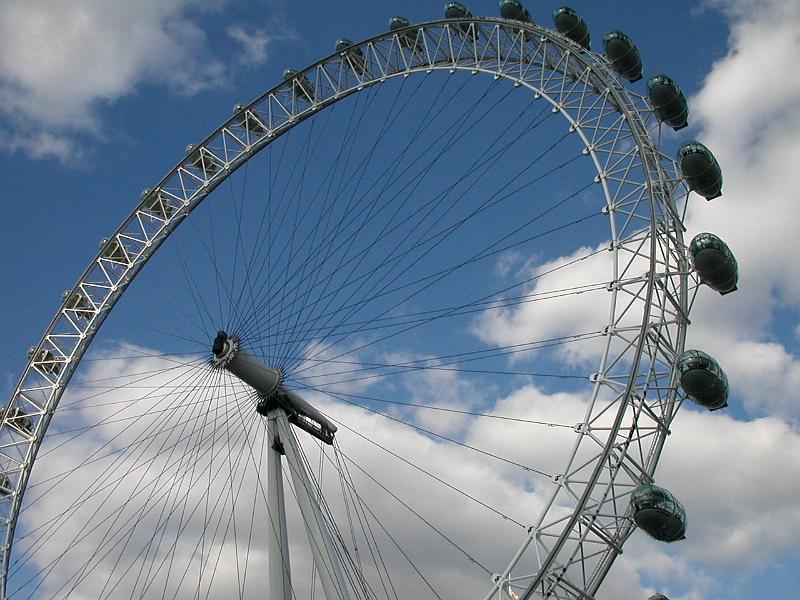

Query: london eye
[1,3,738,599]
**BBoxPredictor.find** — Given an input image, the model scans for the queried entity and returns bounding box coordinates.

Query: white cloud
[227,25,273,66]
[18,345,800,600]
[660,411,800,568]
[473,244,620,366]
[0,0,226,161]
[0,129,86,164]
[683,0,800,418]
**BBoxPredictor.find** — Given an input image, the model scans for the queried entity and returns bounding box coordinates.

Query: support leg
[276,413,352,600]
[267,410,292,600]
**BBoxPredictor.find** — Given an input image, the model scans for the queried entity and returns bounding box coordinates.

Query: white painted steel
[276,414,352,600]
[267,411,293,600]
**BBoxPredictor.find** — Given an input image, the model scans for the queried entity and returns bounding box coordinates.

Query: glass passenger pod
[335,39,367,73]
[553,7,590,50]
[678,140,723,200]
[602,30,643,82]
[389,16,420,52]
[282,68,316,102]
[499,0,535,41]
[0,473,11,498]
[185,144,220,176]
[444,2,477,39]
[649,594,671,600]
[676,349,729,410]
[232,103,267,136]
[27,346,61,375]
[62,290,94,320]
[689,232,738,295]
[630,484,687,543]
[647,74,689,130]
[499,0,533,23]
[5,406,33,436]
[99,237,129,265]
[140,188,175,220]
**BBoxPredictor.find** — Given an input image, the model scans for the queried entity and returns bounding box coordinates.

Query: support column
[267,410,292,600]
[276,413,352,600]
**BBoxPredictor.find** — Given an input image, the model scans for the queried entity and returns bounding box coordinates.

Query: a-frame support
[266,408,352,600]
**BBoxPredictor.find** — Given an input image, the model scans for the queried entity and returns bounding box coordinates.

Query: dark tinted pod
[335,38,353,52]
[689,232,738,295]
[232,103,266,135]
[676,349,729,410]
[648,74,688,130]
[499,0,533,24]
[389,16,419,49]
[445,2,476,37]
[282,68,315,102]
[649,594,671,600]
[336,39,365,70]
[678,141,723,199]
[389,16,411,30]
[445,2,471,19]
[553,7,590,49]
[602,31,643,82]
[630,484,687,543]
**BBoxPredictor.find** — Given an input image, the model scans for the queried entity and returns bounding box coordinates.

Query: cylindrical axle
[212,331,337,444]
[213,331,282,396]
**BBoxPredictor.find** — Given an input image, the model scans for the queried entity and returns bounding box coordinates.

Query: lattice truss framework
[1,18,697,600]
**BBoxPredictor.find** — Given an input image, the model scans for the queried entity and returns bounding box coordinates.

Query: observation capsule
[603,31,643,82]
[648,74,688,130]
[499,0,533,24]
[233,103,266,136]
[649,595,671,600]
[689,232,738,295]
[445,2,476,38]
[630,484,686,543]
[100,237,128,264]
[62,290,93,320]
[553,7,590,49]
[336,39,366,71]
[335,38,353,52]
[28,347,60,375]
[445,2,471,20]
[0,474,10,497]
[678,141,722,200]
[676,350,729,411]
[389,16,419,50]
[283,68,316,102]
[141,188,174,220]
[6,406,33,436]
[185,144,219,175]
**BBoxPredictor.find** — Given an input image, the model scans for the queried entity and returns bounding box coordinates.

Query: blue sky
[1,1,799,599]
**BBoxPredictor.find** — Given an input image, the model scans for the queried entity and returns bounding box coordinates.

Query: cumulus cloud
[473,244,619,367]
[0,129,86,165]
[683,0,800,418]
[0,0,226,161]
[227,25,273,66]
[15,344,800,600]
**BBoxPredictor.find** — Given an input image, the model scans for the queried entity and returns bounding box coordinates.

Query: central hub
[211,331,337,444]
[212,330,239,367]
[211,330,283,395]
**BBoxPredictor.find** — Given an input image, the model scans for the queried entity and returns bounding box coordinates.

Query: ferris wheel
[1,3,738,599]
